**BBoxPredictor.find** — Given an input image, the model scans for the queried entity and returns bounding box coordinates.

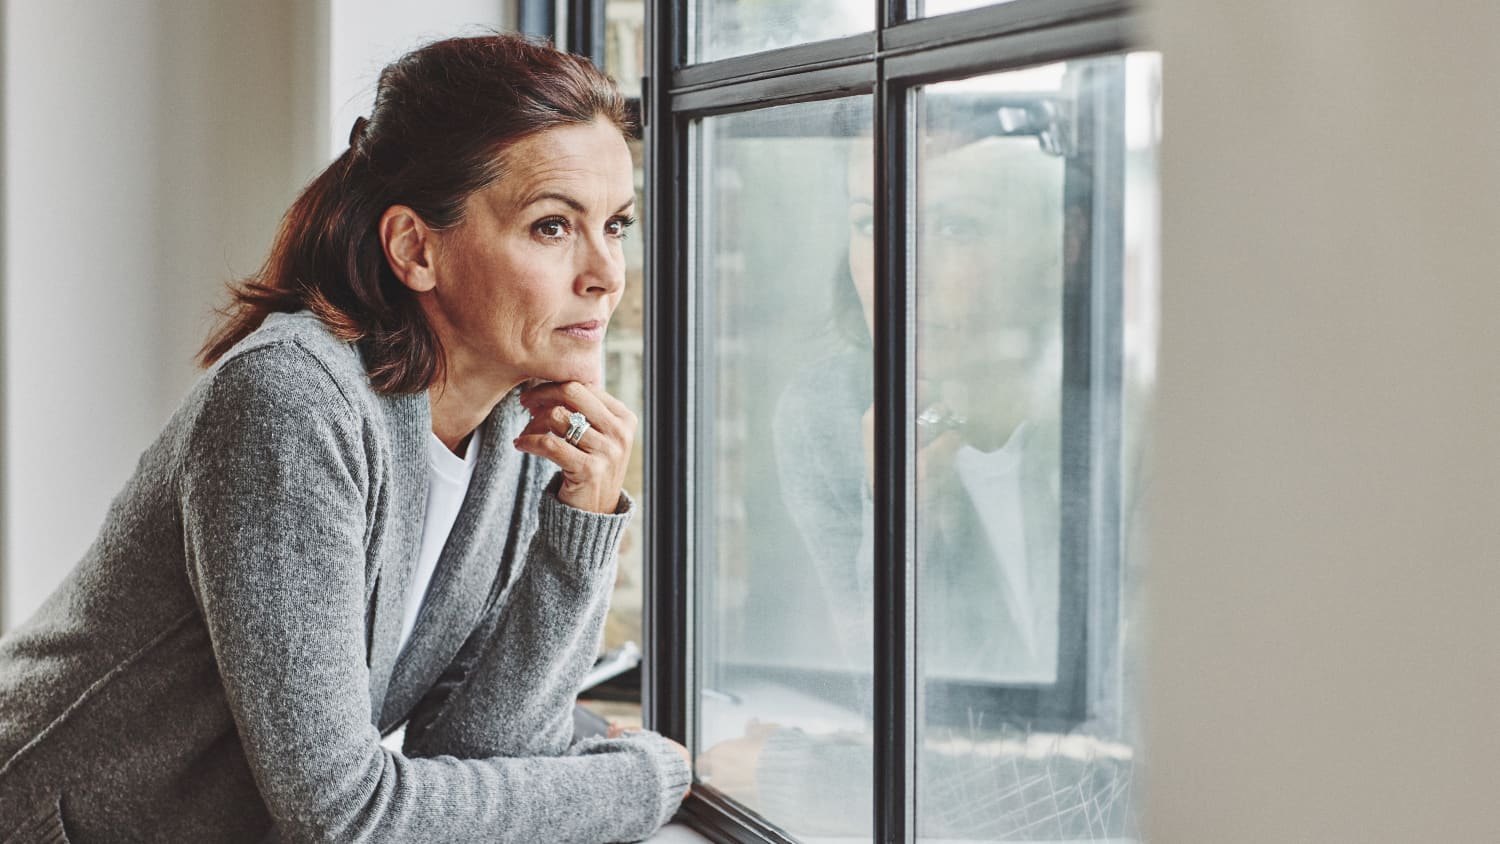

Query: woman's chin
[527,361,603,388]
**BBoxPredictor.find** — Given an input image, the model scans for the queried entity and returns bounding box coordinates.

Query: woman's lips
[556,319,607,342]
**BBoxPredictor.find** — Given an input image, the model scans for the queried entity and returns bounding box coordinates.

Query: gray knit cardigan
[0,310,691,842]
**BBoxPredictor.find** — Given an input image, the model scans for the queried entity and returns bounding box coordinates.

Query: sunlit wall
[1147,2,1500,841]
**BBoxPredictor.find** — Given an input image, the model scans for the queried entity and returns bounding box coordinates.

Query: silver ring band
[564,411,590,446]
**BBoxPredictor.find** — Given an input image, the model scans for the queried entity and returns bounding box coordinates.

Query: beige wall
[1,0,327,628]
[1147,2,1500,840]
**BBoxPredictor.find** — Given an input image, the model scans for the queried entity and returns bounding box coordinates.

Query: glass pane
[913,0,1020,18]
[912,53,1159,841]
[690,0,873,64]
[692,97,876,837]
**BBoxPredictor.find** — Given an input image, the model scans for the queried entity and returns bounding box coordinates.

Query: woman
[0,34,689,842]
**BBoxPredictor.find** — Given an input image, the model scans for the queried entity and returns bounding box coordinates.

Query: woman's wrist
[537,473,632,579]
[556,479,627,514]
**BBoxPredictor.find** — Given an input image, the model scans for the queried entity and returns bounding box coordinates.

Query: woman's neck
[428,352,525,457]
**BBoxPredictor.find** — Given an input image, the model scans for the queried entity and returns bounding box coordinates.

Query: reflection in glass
[690,0,872,63]
[688,55,1159,841]
[916,135,1062,683]
[910,55,1159,841]
[692,98,875,833]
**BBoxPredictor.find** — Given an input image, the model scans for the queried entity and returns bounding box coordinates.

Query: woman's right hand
[861,403,964,502]
[694,721,779,810]
[609,721,692,798]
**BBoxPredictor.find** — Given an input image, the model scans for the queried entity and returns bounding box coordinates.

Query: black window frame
[546,0,1145,839]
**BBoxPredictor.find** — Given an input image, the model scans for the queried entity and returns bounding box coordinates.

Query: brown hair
[198,33,633,394]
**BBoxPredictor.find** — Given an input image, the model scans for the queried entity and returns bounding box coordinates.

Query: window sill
[646,822,713,842]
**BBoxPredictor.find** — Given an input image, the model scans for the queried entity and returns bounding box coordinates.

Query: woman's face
[845,133,1064,449]
[425,119,636,388]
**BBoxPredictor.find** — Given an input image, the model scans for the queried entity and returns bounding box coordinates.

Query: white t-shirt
[395,430,481,656]
[953,429,1035,663]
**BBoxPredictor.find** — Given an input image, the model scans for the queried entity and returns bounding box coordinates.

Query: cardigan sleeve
[400,474,689,829]
[401,472,625,758]
[179,342,686,844]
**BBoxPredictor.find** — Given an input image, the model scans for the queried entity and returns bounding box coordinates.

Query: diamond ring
[564,411,591,446]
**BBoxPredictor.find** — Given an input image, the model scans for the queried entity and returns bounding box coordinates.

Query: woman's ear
[380,205,438,292]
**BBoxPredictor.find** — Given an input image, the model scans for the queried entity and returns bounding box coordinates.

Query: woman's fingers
[537,404,613,454]
[917,429,962,480]
[520,381,621,436]
[513,400,623,463]
[512,430,591,474]
[594,387,636,424]
[518,381,636,455]
[514,381,635,514]
[607,720,642,738]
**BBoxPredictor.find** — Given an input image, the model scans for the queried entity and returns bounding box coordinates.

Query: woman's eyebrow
[523,192,635,215]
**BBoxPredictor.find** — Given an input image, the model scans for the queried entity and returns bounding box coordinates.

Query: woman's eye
[851,214,875,238]
[931,216,982,241]
[606,215,637,239]
[534,218,570,239]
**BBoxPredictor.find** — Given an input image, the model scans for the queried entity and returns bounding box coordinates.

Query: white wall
[0,0,328,628]
[327,0,514,160]
[1146,2,1500,841]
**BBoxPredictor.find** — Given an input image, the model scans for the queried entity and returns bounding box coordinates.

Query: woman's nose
[576,234,624,296]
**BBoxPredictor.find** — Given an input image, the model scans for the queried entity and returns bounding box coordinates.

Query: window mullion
[565,0,607,68]
[884,0,908,31]
[1076,56,1128,730]
[872,61,916,844]
[644,0,689,746]
[516,0,556,41]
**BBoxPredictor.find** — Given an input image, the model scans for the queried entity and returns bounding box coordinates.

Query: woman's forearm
[400,478,691,839]
[404,476,630,759]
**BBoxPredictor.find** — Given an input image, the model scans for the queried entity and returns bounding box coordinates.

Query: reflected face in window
[427,119,637,387]
[845,134,1064,450]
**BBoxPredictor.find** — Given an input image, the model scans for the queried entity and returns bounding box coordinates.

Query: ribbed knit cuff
[537,473,633,580]
[637,732,693,830]
[570,730,692,840]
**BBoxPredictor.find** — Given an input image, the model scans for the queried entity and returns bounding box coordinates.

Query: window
[644,0,1159,841]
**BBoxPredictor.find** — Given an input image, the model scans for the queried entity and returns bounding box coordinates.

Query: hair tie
[348,116,370,151]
